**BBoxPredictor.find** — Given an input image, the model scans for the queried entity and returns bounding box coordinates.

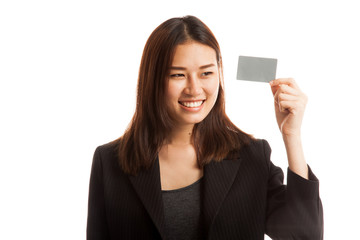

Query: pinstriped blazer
[87,139,323,239]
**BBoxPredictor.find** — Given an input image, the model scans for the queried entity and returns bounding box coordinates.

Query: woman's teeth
[179,100,204,108]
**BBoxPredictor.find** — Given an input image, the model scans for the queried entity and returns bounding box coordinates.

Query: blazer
[87,139,323,240]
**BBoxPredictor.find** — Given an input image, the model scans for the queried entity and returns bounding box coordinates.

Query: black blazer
[87,139,323,239]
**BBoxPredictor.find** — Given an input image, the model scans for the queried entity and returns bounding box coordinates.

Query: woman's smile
[179,100,205,108]
[178,100,205,112]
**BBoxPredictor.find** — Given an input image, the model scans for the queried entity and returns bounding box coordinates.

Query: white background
[1,0,359,239]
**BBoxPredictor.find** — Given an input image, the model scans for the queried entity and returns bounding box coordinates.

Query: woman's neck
[166,124,194,146]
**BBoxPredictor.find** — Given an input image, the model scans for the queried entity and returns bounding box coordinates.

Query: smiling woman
[166,42,220,129]
[87,15,323,240]
[113,16,252,177]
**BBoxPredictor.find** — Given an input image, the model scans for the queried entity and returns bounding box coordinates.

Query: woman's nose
[184,75,202,96]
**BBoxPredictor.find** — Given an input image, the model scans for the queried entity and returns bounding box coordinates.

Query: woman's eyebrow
[170,63,215,70]
[170,66,186,70]
[199,63,215,69]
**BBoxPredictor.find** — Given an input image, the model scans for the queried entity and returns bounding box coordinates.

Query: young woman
[87,16,323,240]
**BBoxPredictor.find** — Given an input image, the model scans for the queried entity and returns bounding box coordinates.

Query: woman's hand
[269,78,308,137]
[270,78,309,179]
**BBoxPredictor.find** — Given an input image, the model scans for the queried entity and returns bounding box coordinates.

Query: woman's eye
[201,72,213,76]
[170,74,185,78]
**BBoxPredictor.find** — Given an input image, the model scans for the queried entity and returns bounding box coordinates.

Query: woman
[87,16,323,239]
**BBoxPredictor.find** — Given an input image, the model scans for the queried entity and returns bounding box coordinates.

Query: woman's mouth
[178,100,205,108]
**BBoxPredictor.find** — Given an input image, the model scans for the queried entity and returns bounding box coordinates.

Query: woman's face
[166,41,220,128]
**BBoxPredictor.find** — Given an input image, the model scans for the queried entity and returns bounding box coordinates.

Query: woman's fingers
[273,85,298,101]
[270,78,299,89]
[278,100,297,113]
[271,81,299,96]
[271,78,307,113]
[269,78,308,136]
[276,94,307,113]
[274,92,298,104]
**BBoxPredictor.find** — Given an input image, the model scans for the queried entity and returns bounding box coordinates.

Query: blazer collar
[128,156,243,238]
[202,157,243,235]
[128,157,167,239]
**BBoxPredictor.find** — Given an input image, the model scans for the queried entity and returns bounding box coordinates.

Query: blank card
[236,56,277,83]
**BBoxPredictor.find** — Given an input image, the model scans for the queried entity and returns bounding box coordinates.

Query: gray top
[162,178,204,240]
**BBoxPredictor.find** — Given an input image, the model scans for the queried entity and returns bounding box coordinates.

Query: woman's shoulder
[224,138,272,171]
[92,138,120,166]
[249,138,271,154]
[95,138,119,153]
[229,137,270,159]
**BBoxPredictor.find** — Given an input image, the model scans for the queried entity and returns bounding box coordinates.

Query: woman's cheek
[209,80,220,101]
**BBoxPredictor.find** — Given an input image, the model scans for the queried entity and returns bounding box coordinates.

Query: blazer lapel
[127,155,243,239]
[202,157,243,235]
[128,157,166,239]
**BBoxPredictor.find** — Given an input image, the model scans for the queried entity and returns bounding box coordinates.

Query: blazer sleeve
[87,146,111,240]
[263,140,324,240]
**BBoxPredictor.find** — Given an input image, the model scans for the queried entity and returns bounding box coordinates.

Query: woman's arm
[263,140,323,239]
[87,147,110,240]
[266,78,323,238]
[270,78,308,179]
[282,134,308,179]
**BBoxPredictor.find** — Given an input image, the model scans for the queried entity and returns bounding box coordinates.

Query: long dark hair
[114,15,253,175]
